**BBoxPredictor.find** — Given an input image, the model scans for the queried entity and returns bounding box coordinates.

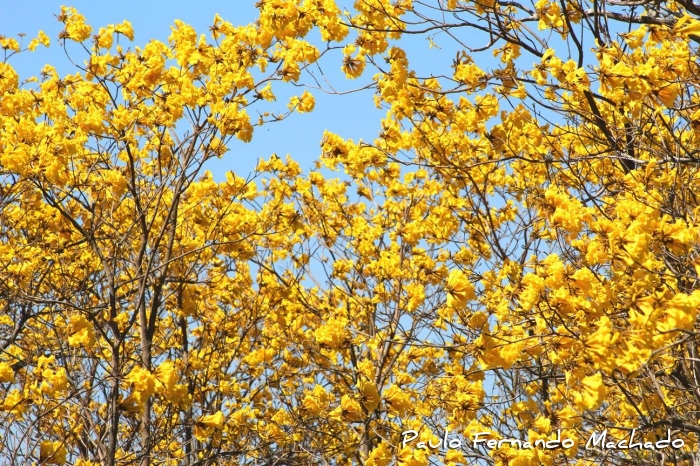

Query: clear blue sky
[0,1,390,180]
[0,2,514,182]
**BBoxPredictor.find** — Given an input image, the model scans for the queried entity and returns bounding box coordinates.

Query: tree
[2,1,700,465]
[297,0,700,465]
[0,6,339,465]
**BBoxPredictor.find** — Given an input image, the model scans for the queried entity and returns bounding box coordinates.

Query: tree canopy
[2,1,700,465]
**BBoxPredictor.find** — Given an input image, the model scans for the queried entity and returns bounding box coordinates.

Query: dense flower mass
[1,1,700,465]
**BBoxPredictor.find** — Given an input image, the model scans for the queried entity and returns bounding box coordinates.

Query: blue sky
[0,2,520,183]
[0,1,391,179]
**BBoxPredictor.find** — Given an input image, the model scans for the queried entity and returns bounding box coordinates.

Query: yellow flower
[397,445,430,466]
[114,20,134,41]
[314,317,350,349]
[27,30,50,51]
[384,384,411,417]
[555,405,580,428]
[194,411,226,441]
[288,90,315,113]
[59,6,92,42]
[445,449,466,465]
[68,314,96,348]
[40,441,67,465]
[0,362,14,383]
[0,37,20,52]
[536,0,565,30]
[199,411,225,429]
[0,389,29,415]
[341,45,366,79]
[674,14,700,37]
[125,365,156,406]
[532,414,551,433]
[155,360,176,388]
[655,84,678,108]
[584,316,619,370]
[74,460,99,466]
[338,394,364,422]
[366,442,393,466]
[453,61,487,91]
[446,269,475,309]
[620,26,647,49]
[357,380,380,411]
[572,372,606,410]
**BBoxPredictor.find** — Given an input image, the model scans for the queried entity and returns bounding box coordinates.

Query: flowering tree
[0,6,338,465]
[2,1,700,465]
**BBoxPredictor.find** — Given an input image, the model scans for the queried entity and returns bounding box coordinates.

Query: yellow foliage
[0,362,14,383]
[40,441,67,465]
[194,412,226,443]
[446,269,475,309]
[2,3,700,465]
